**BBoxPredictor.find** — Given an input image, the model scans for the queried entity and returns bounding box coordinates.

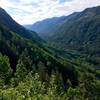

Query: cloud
[0,0,100,24]
[59,0,72,3]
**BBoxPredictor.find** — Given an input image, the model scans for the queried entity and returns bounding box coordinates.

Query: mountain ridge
[0,6,100,100]
[0,7,79,86]
[26,6,100,54]
[0,7,43,43]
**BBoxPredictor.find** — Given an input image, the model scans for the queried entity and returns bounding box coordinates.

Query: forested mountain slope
[0,7,79,90]
[25,13,79,39]
[0,7,100,100]
[0,7,42,42]
[50,6,100,48]
[26,6,100,55]
[24,16,67,39]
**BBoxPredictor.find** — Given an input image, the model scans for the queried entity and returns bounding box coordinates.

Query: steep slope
[50,6,100,54]
[25,12,79,39]
[26,6,100,54]
[0,7,80,87]
[25,16,66,39]
[0,23,99,100]
[25,6,100,69]
[0,7,100,100]
[0,7,42,43]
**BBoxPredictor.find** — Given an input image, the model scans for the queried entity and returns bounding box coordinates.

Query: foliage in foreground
[0,53,100,100]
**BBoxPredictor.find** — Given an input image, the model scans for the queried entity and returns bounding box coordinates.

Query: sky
[0,0,100,25]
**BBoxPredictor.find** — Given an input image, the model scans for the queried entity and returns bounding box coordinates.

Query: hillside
[0,7,100,100]
[25,13,79,39]
[0,7,78,84]
[25,16,67,39]
[51,6,100,49]
[0,7,42,43]
[26,6,100,55]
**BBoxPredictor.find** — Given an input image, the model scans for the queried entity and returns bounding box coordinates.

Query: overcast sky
[0,0,100,25]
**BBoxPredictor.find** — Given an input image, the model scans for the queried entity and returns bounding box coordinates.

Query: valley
[0,6,100,100]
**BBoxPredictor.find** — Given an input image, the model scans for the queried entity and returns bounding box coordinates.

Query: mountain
[25,12,79,39]
[26,6,100,54]
[51,6,100,43]
[0,7,100,100]
[25,16,67,39]
[51,6,100,55]
[0,7,42,43]
[0,7,79,87]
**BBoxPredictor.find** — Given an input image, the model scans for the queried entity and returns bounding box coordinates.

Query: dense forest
[0,6,100,100]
